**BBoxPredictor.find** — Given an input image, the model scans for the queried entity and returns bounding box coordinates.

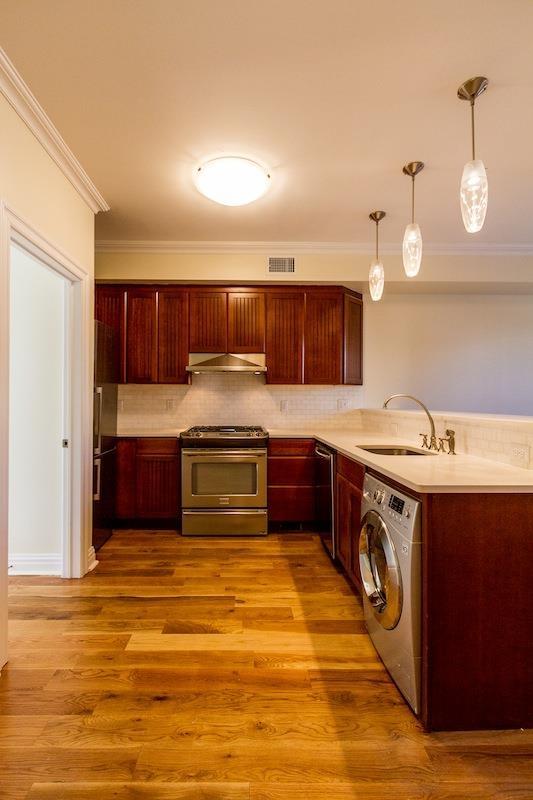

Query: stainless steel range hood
[186,353,267,374]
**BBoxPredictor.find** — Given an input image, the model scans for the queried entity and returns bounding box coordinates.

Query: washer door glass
[359,509,403,630]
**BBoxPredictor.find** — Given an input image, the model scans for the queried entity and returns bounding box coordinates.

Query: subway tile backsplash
[118,374,364,433]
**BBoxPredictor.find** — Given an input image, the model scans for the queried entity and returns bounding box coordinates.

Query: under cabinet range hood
[186,353,267,374]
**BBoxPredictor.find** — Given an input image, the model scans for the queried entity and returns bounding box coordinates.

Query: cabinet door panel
[267,456,318,486]
[136,455,179,519]
[115,439,137,519]
[336,474,352,571]
[126,289,158,383]
[336,473,363,592]
[344,294,363,385]
[268,486,316,522]
[228,292,265,353]
[95,286,126,382]
[158,290,189,383]
[266,293,304,384]
[189,291,227,352]
[304,293,343,384]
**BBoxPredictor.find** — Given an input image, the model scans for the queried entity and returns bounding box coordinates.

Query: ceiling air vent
[268,256,295,274]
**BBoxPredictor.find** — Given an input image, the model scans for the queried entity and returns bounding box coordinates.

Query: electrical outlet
[280,399,289,413]
[337,398,348,410]
[510,443,529,466]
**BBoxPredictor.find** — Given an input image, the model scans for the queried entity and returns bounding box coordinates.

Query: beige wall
[95,249,533,292]
[0,94,94,268]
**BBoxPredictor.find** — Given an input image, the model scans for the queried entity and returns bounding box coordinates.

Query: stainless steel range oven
[180,426,268,536]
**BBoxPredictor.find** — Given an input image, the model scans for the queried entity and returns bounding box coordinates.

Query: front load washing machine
[359,473,422,713]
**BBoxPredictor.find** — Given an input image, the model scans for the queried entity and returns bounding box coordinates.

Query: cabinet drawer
[136,438,179,455]
[268,456,318,486]
[268,438,316,456]
[337,453,365,489]
[268,486,316,522]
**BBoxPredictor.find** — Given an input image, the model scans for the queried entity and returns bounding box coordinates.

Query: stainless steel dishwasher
[315,443,336,560]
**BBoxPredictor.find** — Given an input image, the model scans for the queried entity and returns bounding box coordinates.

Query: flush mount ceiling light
[368,210,386,302]
[458,76,489,233]
[402,161,425,278]
[194,157,271,206]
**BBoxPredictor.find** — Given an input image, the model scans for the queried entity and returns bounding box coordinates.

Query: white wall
[9,246,66,569]
[363,294,533,415]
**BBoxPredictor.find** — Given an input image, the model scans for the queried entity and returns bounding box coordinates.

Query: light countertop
[313,431,533,494]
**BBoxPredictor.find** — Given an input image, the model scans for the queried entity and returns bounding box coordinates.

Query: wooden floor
[2,532,532,799]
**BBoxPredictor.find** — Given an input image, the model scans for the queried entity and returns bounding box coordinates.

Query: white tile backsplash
[359,409,533,469]
[118,374,364,433]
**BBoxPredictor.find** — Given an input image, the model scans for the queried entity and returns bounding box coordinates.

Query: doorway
[8,243,70,576]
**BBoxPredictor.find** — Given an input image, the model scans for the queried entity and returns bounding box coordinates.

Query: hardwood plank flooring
[1,531,532,799]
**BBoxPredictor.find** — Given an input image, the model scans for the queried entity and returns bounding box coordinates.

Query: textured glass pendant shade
[402,222,423,277]
[460,158,488,233]
[369,259,385,301]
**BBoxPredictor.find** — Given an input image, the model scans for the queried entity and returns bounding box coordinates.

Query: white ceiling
[1,0,533,246]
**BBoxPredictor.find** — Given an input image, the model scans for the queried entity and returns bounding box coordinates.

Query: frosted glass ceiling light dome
[368,211,386,302]
[194,157,270,206]
[402,161,424,277]
[458,77,489,233]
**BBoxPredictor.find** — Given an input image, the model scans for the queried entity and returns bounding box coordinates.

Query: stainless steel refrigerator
[93,321,118,551]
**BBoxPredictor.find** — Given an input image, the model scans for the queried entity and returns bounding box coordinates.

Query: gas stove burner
[180,425,268,449]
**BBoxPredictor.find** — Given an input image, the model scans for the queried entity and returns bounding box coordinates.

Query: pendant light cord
[471,100,476,160]
[375,220,379,260]
[411,177,415,224]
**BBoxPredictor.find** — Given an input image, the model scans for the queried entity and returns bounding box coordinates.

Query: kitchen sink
[356,445,437,456]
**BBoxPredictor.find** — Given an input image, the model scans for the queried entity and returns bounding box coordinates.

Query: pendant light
[368,211,386,302]
[457,76,489,233]
[402,161,424,277]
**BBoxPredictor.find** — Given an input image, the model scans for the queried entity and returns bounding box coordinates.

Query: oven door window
[192,461,257,496]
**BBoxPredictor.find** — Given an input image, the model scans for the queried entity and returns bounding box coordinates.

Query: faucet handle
[445,429,456,455]
[419,433,429,449]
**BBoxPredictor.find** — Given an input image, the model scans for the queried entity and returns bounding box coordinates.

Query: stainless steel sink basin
[356,445,437,456]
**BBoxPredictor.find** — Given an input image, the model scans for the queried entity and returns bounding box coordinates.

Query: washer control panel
[362,474,420,541]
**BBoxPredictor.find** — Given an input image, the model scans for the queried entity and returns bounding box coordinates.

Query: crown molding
[0,47,109,214]
[95,239,533,256]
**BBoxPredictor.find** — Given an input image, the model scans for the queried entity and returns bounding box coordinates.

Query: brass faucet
[382,394,455,454]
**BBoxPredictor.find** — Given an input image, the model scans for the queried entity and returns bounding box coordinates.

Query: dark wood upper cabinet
[158,289,189,383]
[95,286,126,382]
[344,294,363,385]
[96,283,362,385]
[304,292,343,384]
[265,292,304,384]
[189,290,228,352]
[227,292,265,353]
[126,288,158,383]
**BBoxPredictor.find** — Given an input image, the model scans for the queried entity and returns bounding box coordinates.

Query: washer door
[359,510,403,630]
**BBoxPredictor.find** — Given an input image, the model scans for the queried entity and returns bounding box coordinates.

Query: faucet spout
[382,394,437,441]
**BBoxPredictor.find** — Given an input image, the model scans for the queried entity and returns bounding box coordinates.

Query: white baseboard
[8,553,62,576]
[86,545,98,573]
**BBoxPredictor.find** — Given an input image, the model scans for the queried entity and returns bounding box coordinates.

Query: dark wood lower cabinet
[115,438,179,524]
[335,465,364,592]
[268,438,318,525]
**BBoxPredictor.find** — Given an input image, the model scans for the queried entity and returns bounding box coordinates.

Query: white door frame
[0,199,93,667]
